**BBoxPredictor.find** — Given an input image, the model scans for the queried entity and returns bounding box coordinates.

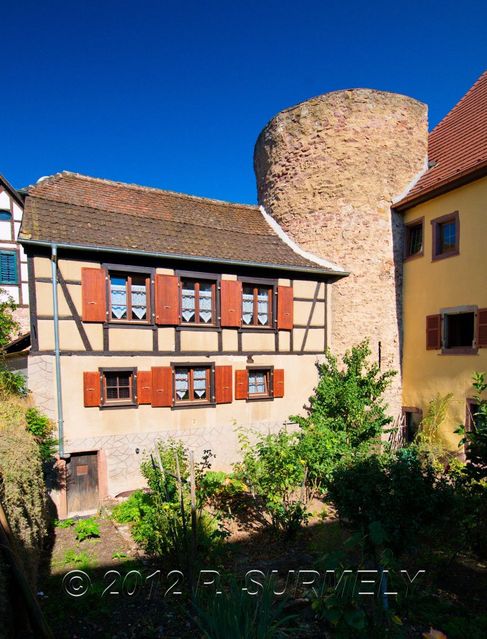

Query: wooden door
[67,452,99,513]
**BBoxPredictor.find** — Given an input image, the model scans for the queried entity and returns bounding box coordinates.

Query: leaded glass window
[180,279,215,325]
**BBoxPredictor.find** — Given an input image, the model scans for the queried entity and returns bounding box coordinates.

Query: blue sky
[2,0,486,203]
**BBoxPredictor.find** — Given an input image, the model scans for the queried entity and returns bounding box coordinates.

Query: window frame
[404,217,424,261]
[99,367,137,408]
[0,249,18,285]
[105,264,154,325]
[247,365,274,401]
[440,305,478,355]
[431,211,460,261]
[401,406,422,443]
[177,270,220,328]
[238,276,277,331]
[171,362,215,408]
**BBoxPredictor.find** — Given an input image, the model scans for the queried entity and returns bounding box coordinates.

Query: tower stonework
[254,89,428,417]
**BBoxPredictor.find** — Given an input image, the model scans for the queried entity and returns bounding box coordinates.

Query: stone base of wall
[28,355,56,419]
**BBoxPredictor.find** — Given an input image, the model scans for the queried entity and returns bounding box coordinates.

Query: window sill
[172,401,216,410]
[239,326,276,333]
[439,347,478,356]
[432,249,459,262]
[403,251,424,263]
[246,395,274,402]
[100,402,138,410]
[177,324,220,331]
[107,321,153,328]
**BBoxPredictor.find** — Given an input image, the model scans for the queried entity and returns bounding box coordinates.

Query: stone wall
[254,89,428,416]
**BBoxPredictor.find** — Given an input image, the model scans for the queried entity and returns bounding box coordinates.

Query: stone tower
[254,89,428,416]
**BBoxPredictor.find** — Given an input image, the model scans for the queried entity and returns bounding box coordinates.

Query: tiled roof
[395,70,487,209]
[19,172,344,275]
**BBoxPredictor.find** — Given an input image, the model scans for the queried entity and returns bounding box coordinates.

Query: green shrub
[54,518,75,528]
[74,517,100,541]
[25,407,57,461]
[111,490,153,524]
[0,369,28,396]
[455,372,487,480]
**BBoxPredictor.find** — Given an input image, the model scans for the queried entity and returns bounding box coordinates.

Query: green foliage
[111,551,128,560]
[455,372,487,480]
[74,518,101,541]
[63,549,96,569]
[0,289,19,348]
[25,407,57,461]
[292,341,396,495]
[111,490,152,524]
[415,393,453,465]
[54,518,75,528]
[327,447,453,555]
[234,429,308,534]
[0,369,28,397]
[193,578,298,639]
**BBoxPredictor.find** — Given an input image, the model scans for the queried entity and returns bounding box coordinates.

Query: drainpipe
[51,244,65,458]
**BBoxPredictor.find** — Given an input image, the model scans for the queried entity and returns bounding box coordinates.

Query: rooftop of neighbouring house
[395,70,487,209]
[18,171,345,276]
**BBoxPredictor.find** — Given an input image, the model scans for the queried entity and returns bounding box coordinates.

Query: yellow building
[395,70,487,448]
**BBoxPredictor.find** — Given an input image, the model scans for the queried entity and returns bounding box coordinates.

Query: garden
[1,340,487,638]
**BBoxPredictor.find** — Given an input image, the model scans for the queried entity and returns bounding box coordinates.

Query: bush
[327,447,453,555]
[74,517,100,541]
[111,490,153,524]
[25,407,57,462]
[455,372,487,481]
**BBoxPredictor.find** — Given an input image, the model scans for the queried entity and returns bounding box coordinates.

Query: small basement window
[443,311,475,351]
[181,279,215,325]
[102,370,135,406]
[174,366,212,404]
[109,272,150,322]
[248,368,272,398]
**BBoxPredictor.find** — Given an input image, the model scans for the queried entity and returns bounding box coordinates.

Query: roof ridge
[429,70,487,137]
[27,170,259,211]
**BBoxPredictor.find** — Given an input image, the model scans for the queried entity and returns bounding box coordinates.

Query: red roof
[395,70,487,209]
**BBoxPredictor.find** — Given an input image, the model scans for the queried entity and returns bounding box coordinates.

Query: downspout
[51,245,65,457]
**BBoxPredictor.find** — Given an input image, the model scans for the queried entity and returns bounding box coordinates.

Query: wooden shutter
[220,280,242,327]
[155,274,180,325]
[151,366,173,407]
[137,371,153,404]
[426,314,442,350]
[273,369,285,398]
[235,370,248,400]
[82,268,107,322]
[215,366,232,404]
[83,371,101,407]
[277,286,293,330]
[477,308,487,348]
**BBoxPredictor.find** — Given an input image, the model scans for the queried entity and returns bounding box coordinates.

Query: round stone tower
[254,89,428,416]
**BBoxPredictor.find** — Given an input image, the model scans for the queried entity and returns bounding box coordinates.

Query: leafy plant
[0,289,19,349]
[74,518,101,541]
[292,341,396,497]
[111,490,153,524]
[63,549,96,569]
[0,369,28,397]
[25,407,57,461]
[455,372,487,480]
[415,393,453,465]
[112,551,128,560]
[54,518,75,528]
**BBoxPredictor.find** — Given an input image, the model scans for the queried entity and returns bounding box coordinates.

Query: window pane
[408,225,422,255]
[181,281,196,322]
[445,312,474,348]
[193,367,207,399]
[104,371,132,402]
[199,282,213,324]
[248,370,268,395]
[0,251,17,284]
[439,221,456,252]
[111,275,128,320]
[257,288,269,325]
[0,210,12,221]
[131,275,147,320]
[242,286,254,325]
[175,368,189,400]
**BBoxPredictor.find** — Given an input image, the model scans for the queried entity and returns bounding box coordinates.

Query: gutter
[20,238,349,279]
[51,245,65,458]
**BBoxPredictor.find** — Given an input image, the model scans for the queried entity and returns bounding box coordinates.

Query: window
[443,311,475,351]
[0,210,12,221]
[402,407,422,443]
[248,368,271,398]
[181,279,215,325]
[109,272,150,322]
[174,366,212,403]
[242,285,272,327]
[432,212,459,259]
[404,219,423,259]
[102,370,135,406]
[0,250,17,285]
[466,399,480,433]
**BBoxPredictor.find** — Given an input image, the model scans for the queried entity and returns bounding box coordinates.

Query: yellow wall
[402,175,487,447]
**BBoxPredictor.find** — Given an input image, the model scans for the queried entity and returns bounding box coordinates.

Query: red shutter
[426,315,442,350]
[220,280,242,327]
[82,268,107,322]
[151,366,173,406]
[155,274,180,325]
[235,370,248,400]
[137,371,153,404]
[273,369,285,398]
[83,371,101,407]
[277,286,293,330]
[215,366,232,403]
[477,308,487,348]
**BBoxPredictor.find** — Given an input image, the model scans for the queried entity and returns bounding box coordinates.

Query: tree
[0,288,19,348]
